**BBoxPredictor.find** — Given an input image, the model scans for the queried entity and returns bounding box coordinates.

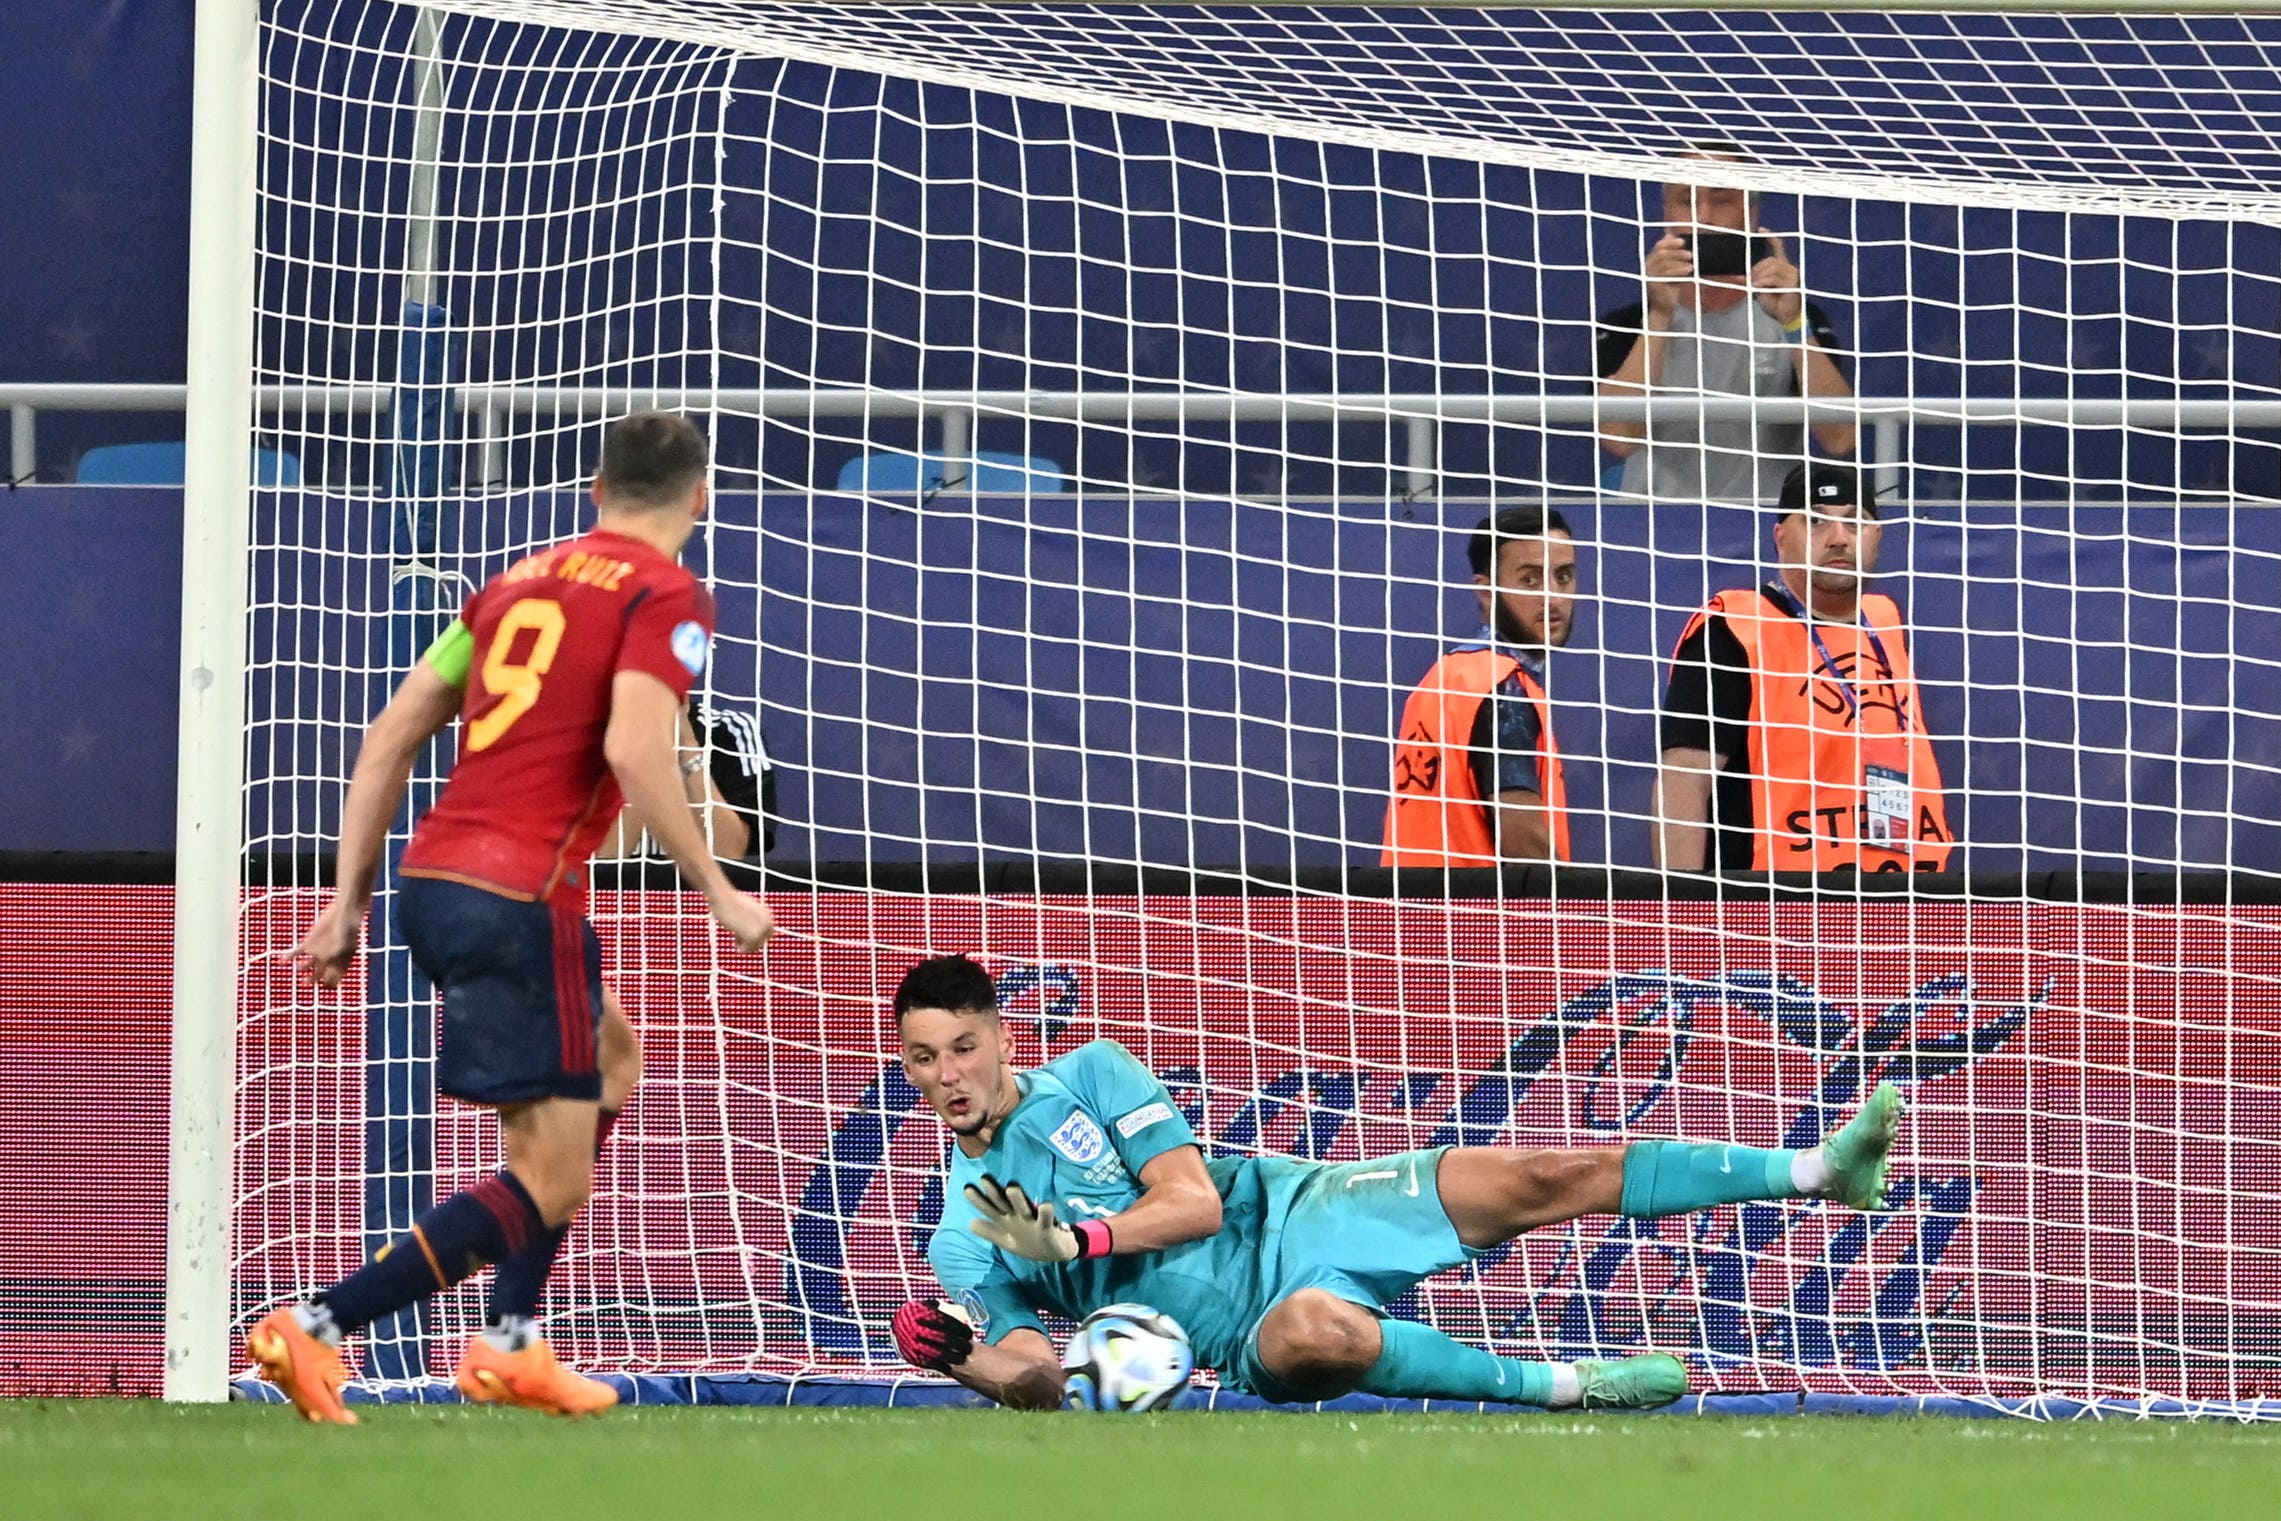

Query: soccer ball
[1061,1303,1194,1413]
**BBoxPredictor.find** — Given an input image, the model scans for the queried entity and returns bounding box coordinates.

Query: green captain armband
[423,618,474,688]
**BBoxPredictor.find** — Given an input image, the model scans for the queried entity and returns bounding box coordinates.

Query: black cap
[1776,461,1874,520]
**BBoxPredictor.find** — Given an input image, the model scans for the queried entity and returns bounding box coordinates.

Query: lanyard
[1759,581,1908,732]
[1463,625,1544,689]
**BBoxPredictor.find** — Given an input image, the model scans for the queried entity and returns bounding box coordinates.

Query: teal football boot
[1574,1352,1689,1410]
[1822,1080,1905,1211]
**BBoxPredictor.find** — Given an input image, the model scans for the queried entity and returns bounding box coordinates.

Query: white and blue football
[1061,1303,1194,1413]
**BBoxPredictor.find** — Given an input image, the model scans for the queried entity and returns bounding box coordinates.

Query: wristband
[1072,1219,1114,1259]
[679,752,707,777]
[1781,313,1809,336]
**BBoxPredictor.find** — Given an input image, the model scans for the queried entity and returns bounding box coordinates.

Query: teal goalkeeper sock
[1356,1318,1555,1406]
[1619,1138,1801,1218]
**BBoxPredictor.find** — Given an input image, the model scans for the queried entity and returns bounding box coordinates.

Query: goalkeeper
[889,954,1902,1410]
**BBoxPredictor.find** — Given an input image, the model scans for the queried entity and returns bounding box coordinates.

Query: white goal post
[170,0,259,1404]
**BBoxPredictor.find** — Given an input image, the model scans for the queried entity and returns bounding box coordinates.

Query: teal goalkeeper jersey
[927,1038,1455,1381]
[927,1040,1253,1370]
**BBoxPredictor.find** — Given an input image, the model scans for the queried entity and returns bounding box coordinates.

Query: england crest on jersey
[1049,1110,1107,1165]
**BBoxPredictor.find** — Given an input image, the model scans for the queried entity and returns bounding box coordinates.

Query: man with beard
[1653,462,1953,874]
[1382,507,1578,866]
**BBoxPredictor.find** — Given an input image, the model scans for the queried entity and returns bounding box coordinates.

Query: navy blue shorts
[399,875,604,1105]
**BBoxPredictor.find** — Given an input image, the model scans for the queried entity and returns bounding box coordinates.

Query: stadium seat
[75,442,302,487]
[835,449,1064,495]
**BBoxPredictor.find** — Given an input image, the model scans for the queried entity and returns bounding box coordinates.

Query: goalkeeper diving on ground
[890,954,1903,1409]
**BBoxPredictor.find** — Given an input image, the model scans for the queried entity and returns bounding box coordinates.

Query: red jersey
[400,528,715,902]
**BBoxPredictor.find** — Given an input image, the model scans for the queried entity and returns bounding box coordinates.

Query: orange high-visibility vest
[1382,646,1570,866]
[1676,588,1952,872]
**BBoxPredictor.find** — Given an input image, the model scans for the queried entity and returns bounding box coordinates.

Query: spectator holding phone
[1595,145,1857,505]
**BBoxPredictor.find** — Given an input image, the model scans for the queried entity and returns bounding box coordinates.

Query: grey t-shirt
[1596,297,1843,507]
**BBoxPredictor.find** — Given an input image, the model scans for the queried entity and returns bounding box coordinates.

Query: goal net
[219,0,2281,1414]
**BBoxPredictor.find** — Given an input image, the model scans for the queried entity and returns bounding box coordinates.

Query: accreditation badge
[1862,735,1913,855]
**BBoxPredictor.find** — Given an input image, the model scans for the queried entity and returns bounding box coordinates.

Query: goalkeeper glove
[892,1298,975,1372]
[963,1173,1113,1262]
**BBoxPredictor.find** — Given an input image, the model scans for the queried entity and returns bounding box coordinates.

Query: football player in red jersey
[252,413,773,1423]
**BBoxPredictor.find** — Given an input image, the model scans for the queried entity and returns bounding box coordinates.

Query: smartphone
[1689,229,1774,278]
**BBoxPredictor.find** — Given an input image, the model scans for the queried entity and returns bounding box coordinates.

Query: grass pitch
[6,1400,2275,1520]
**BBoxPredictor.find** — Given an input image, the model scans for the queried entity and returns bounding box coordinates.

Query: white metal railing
[9,382,2277,497]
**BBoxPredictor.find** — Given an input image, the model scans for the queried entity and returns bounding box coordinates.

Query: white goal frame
[170,0,259,1404]
[166,0,2281,1402]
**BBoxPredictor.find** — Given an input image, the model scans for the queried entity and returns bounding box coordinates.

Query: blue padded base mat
[229,1375,2278,1421]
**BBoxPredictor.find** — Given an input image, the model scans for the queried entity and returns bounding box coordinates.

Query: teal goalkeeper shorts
[1226,1147,1478,1399]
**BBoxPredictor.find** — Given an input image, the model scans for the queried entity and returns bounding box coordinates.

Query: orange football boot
[454,1336,619,1417]
[246,1308,358,1425]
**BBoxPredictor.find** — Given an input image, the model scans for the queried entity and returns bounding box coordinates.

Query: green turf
[6,1400,2278,1521]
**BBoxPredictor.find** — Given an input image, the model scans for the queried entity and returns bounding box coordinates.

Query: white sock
[1791,1146,1834,1196]
[293,1301,343,1349]
[1545,1363,1582,1409]
[483,1314,538,1353]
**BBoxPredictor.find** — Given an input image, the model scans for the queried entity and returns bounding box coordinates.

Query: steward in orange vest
[1384,508,1578,866]
[1655,462,1952,874]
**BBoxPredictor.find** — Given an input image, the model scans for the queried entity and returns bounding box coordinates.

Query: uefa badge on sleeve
[671,620,710,676]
